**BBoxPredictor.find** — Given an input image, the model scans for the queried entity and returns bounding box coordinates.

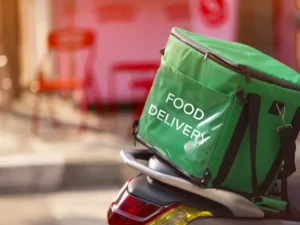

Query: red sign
[199,0,227,26]
[165,3,191,21]
[95,4,137,23]
[48,28,95,50]
[64,0,76,18]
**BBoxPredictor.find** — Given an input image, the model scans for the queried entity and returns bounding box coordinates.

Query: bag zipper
[171,29,300,92]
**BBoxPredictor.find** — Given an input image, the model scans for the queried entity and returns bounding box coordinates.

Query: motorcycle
[107,148,300,225]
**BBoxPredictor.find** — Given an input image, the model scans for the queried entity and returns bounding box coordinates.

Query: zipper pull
[202,52,211,62]
[236,87,248,105]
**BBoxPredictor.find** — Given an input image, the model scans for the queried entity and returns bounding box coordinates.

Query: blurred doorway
[0,0,20,98]
[19,0,52,89]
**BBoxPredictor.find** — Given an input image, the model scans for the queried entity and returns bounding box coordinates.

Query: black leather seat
[188,178,300,224]
[149,156,300,221]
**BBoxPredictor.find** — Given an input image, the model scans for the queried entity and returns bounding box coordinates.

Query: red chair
[108,62,159,108]
[30,27,101,133]
[130,79,154,120]
[108,62,160,132]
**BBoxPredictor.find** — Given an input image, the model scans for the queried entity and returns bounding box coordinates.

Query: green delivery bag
[135,27,300,212]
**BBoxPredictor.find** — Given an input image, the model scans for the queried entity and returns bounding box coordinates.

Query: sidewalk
[0,92,141,193]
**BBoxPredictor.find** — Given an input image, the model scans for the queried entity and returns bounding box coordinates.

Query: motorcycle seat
[149,156,300,221]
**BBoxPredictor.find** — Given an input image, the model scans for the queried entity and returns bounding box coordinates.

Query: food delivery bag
[135,27,300,212]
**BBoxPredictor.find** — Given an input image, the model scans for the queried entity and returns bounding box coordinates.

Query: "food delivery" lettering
[148,92,205,142]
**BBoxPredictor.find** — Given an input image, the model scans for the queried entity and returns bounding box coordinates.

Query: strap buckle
[276,103,292,131]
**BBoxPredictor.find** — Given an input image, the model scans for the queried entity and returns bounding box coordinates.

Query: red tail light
[107,191,172,225]
[107,178,213,225]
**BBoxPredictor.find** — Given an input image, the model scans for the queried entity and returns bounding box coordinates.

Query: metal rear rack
[120,149,264,218]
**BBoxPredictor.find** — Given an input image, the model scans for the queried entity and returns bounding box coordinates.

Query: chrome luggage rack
[120,149,264,218]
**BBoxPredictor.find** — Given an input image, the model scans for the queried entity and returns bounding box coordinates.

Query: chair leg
[31,93,41,134]
[108,74,118,117]
[107,75,118,132]
[0,88,12,128]
[108,74,116,114]
[91,84,105,128]
[47,93,60,128]
[79,89,88,132]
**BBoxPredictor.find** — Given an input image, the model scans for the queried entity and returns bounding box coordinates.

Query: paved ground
[0,188,120,225]
[0,92,135,155]
[0,92,142,192]
[0,92,131,224]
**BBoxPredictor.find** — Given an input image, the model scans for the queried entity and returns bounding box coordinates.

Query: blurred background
[0,0,299,224]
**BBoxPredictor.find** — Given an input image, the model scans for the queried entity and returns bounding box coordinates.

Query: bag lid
[171,27,300,90]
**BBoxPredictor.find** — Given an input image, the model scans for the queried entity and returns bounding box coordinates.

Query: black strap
[212,100,249,187]
[258,150,282,194]
[213,93,261,190]
[280,128,297,181]
[279,127,295,215]
[259,108,300,194]
[280,108,300,178]
[273,109,299,215]
[248,94,261,198]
